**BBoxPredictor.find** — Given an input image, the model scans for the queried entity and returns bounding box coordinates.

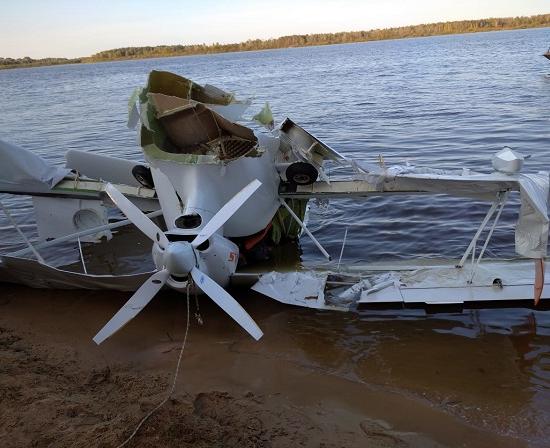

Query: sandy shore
[0,284,529,447]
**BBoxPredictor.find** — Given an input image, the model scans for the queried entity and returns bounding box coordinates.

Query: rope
[115,283,191,448]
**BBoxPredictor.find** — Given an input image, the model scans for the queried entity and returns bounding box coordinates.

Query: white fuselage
[147,135,281,238]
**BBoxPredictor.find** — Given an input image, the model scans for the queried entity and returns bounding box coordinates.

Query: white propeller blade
[150,167,182,229]
[192,179,262,248]
[191,267,263,340]
[105,183,169,249]
[93,269,169,344]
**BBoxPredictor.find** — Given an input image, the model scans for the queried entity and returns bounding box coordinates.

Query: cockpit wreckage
[0,70,548,343]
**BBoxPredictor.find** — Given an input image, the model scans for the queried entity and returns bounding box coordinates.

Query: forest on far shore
[2,13,549,70]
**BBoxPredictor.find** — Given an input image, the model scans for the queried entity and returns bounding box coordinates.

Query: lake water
[1,28,550,445]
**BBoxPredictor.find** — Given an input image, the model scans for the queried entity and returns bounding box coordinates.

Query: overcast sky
[1,0,548,58]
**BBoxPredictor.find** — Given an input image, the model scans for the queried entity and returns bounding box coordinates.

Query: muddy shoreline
[0,284,533,447]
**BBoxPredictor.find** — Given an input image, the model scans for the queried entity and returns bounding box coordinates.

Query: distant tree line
[2,14,549,69]
[85,13,550,61]
[0,56,81,69]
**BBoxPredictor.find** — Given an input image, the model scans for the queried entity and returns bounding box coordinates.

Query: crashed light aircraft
[0,70,548,343]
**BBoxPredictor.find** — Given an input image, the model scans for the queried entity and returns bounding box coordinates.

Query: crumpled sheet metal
[0,139,71,194]
[516,173,550,259]
[128,71,257,165]
[355,261,550,304]
[0,256,153,291]
[148,92,258,159]
[279,118,349,165]
[252,271,348,311]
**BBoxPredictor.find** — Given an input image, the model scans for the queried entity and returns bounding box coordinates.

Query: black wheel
[285,162,318,185]
[132,165,154,189]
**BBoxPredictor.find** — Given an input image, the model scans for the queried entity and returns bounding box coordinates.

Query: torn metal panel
[127,87,142,129]
[357,261,550,305]
[252,271,341,310]
[279,118,349,165]
[253,102,274,129]
[516,174,550,259]
[135,71,261,164]
[252,261,550,309]
[149,93,258,160]
[0,139,71,194]
[147,70,234,105]
[0,256,153,291]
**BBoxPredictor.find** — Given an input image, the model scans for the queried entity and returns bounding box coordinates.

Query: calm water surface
[1,28,550,445]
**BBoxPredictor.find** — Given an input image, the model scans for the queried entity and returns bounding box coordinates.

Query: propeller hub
[164,242,196,276]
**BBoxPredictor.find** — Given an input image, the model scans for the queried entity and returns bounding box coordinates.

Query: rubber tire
[285,162,318,186]
[132,165,155,189]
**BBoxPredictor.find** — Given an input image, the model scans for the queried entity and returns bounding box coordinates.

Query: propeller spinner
[93,180,263,345]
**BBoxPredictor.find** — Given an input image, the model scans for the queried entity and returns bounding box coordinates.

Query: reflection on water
[1,27,550,446]
[267,304,550,445]
[509,313,538,372]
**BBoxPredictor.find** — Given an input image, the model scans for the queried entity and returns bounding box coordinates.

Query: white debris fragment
[252,271,347,310]
[338,278,372,301]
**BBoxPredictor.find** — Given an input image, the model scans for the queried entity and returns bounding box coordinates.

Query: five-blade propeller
[94,180,263,344]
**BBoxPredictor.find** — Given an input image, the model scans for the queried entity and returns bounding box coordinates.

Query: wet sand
[0,284,545,447]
